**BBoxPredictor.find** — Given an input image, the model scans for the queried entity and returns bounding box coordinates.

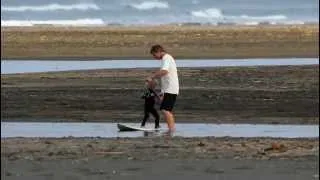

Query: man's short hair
[150,44,165,54]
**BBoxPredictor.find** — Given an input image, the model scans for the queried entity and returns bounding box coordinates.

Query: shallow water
[1,58,318,74]
[1,122,318,138]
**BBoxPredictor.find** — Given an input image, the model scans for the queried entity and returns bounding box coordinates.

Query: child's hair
[150,44,165,54]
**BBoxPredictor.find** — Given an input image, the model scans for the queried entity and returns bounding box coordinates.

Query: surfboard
[117,123,160,132]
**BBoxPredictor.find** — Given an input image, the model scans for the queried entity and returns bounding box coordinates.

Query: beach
[1,23,319,179]
[2,62,319,179]
[2,63,319,179]
[2,24,319,60]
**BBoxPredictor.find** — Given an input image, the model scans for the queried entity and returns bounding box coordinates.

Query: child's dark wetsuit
[141,88,160,128]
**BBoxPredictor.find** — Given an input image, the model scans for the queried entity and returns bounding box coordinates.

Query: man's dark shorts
[160,93,177,112]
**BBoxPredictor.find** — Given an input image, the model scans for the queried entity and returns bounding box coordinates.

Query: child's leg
[150,107,160,128]
[141,107,149,127]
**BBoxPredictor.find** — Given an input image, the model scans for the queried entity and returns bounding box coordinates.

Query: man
[147,44,179,131]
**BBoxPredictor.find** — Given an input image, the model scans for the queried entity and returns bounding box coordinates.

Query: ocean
[1,0,319,26]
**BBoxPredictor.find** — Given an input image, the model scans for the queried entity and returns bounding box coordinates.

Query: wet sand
[2,24,319,59]
[2,158,318,180]
[1,137,319,180]
[2,65,319,124]
[3,137,318,161]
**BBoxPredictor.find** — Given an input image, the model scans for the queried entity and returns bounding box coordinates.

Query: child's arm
[141,89,147,99]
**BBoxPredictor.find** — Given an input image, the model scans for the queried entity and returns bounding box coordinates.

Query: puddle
[1,122,318,138]
[1,58,318,74]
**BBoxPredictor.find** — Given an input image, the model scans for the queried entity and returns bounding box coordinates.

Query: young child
[140,79,160,129]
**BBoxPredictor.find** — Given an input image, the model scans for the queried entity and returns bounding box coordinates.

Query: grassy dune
[2,24,319,59]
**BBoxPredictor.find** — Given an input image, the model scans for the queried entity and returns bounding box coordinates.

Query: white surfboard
[117,123,161,132]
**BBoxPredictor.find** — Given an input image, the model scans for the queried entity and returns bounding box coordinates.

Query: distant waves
[2,19,105,27]
[1,3,100,12]
[1,1,318,27]
[1,19,308,27]
[128,1,169,10]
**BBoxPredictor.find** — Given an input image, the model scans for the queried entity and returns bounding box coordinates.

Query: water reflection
[1,58,318,74]
[1,122,318,138]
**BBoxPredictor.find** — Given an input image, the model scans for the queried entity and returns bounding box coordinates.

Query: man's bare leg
[162,110,175,131]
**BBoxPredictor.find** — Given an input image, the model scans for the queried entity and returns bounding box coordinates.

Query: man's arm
[149,57,170,80]
[150,70,168,79]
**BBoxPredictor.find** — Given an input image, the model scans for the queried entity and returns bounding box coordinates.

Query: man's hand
[159,94,164,101]
[146,77,153,82]
[155,93,163,105]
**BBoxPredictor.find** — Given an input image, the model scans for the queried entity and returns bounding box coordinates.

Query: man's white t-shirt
[160,53,179,95]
